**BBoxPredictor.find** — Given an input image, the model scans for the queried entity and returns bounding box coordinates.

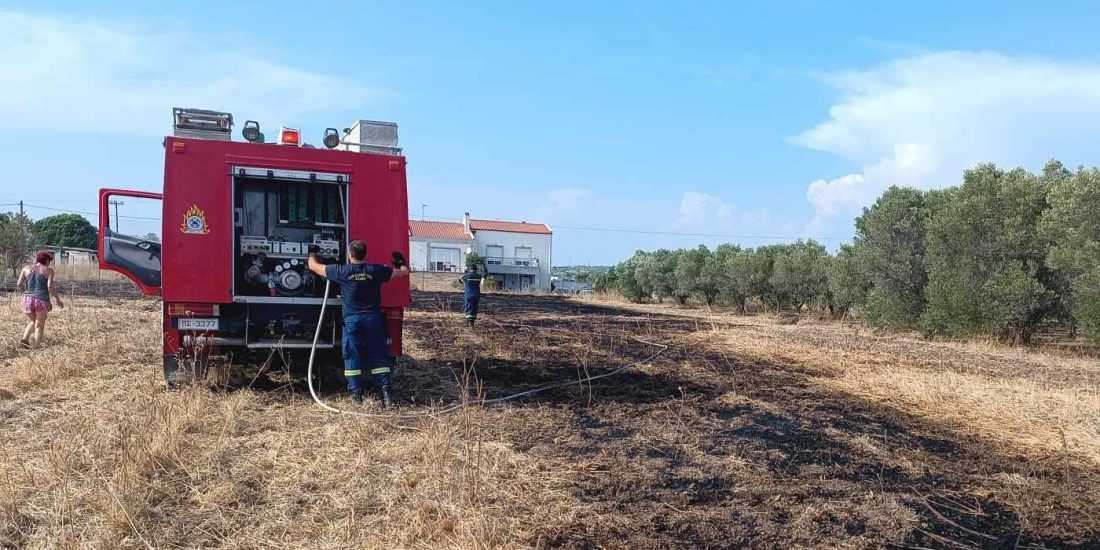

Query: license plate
[178,318,219,331]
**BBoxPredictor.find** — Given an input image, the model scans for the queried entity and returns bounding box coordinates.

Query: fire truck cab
[99,108,411,385]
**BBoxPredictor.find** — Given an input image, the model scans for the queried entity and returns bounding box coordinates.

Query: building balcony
[485,256,540,273]
[425,261,464,273]
[486,256,539,267]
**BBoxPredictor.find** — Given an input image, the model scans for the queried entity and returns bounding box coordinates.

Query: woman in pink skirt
[16,251,64,348]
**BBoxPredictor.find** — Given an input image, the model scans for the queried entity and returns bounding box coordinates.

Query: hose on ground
[305,281,669,420]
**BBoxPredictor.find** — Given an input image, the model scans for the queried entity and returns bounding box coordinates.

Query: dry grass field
[1,285,1099,548]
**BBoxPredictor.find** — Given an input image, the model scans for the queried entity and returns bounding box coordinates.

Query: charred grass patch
[416,292,1100,548]
[0,296,577,549]
[3,291,1099,548]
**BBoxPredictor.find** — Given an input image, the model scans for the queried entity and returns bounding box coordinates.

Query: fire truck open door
[98,188,163,296]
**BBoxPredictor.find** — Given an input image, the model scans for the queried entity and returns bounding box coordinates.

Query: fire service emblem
[180,204,210,234]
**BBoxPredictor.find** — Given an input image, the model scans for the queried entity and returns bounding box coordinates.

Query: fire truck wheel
[163,354,208,389]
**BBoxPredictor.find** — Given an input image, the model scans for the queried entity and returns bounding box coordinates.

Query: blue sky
[4,1,1100,264]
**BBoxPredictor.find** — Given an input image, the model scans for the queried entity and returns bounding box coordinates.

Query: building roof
[469,218,552,235]
[408,220,473,241]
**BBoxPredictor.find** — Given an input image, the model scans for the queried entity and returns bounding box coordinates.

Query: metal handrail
[484,256,539,267]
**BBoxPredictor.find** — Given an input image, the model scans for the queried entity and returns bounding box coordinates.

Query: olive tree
[827,243,871,319]
[697,244,735,306]
[614,251,648,302]
[0,213,37,278]
[671,251,694,306]
[592,266,620,294]
[770,240,830,312]
[923,165,1058,343]
[1040,163,1100,342]
[673,246,710,306]
[636,249,677,303]
[852,186,933,329]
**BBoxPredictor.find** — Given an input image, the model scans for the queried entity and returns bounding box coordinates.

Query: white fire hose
[305,278,347,414]
[304,280,669,420]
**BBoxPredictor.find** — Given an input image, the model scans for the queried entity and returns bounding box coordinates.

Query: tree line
[595,160,1100,345]
[0,213,117,277]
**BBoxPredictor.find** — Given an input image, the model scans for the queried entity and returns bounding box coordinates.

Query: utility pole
[19,201,23,216]
[109,200,124,232]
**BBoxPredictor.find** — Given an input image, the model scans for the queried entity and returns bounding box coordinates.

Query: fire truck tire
[163,356,184,388]
[162,354,208,388]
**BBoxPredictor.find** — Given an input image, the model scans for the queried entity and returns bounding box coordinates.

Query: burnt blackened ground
[406,292,1100,549]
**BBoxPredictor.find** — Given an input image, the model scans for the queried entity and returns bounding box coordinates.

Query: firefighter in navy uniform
[307,239,410,407]
[459,266,483,327]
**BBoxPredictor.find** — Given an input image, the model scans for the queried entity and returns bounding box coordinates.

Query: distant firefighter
[460,266,483,327]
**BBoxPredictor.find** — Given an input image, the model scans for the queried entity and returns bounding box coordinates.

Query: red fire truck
[98,108,411,385]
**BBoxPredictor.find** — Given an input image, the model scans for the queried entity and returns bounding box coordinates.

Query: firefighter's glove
[307,244,322,255]
[392,251,407,268]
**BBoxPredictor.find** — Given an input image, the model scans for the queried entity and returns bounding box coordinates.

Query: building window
[429,246,461,272]
[514,246,532,266]
[486,245,504,264]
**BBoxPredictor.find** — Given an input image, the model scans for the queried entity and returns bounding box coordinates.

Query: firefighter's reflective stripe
[344,369,363,376]
[371,366,391,375]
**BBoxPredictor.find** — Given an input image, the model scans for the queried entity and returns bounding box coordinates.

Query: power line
[21,203,159,221]
[552,224,847,241]
[12,201,841,241]
[0,198,100,203]
[413,214,843,242]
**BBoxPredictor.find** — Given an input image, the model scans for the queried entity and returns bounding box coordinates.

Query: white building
[408,220,474,273]
[45,246,98,266]
[408,213,553,291]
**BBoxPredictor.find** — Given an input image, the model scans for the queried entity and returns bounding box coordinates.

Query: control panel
[240,236,273,254]
[237,234,342,297]
[238,235,340,259]
[233,175,349,299]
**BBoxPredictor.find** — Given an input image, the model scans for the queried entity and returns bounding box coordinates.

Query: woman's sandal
[18,339,31,349]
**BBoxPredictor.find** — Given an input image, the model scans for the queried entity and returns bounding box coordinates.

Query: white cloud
[0,10,375,135]
[791,50,1100,234]
[535,188,595,221]
[669,191,770,234]
[671,191,733,231]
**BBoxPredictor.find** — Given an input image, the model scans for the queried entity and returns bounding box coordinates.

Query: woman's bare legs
[32,312,48,347]
[21,313,35,346]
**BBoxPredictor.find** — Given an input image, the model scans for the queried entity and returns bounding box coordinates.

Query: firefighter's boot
[351,388,365,405]
[379,384,394,408]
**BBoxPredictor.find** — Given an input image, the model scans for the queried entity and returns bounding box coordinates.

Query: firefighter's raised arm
[391,251,411,279]
[306,245,328,278]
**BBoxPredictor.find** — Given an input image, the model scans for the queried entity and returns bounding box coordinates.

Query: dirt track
[407,292,1100,548]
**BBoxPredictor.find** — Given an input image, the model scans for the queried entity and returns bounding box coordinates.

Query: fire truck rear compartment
[184,170,351,352]
[233,172,347,300]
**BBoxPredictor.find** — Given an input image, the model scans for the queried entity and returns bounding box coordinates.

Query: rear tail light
[168,303,220,316]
